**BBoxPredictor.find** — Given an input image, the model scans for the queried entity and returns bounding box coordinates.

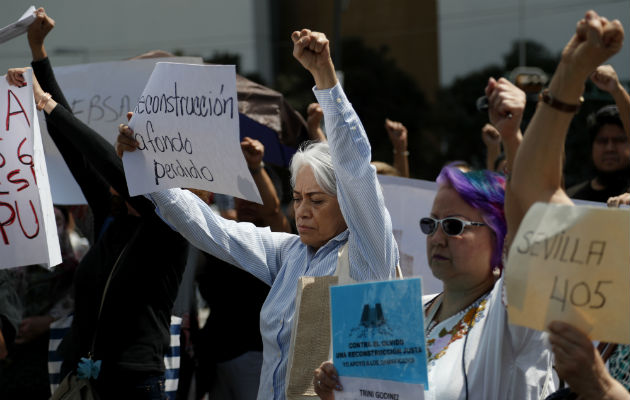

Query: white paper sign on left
[0,70,61,269]
[0,6,36,45]
[123,62,261,203]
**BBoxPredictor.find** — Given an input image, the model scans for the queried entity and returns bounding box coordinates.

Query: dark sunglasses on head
[419,217,486,237]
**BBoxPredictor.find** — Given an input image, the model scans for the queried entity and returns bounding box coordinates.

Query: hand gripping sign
[505,202,630,344]
[0,69,61,269]
[330,278,428,399]
[122,62,261,203]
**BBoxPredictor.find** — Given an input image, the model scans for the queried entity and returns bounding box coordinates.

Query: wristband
[393,149,409,156]
[249,161,264,175]
[538,88,583,113]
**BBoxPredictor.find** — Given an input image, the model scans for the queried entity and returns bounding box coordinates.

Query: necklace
[426,297,483,337]
[424,291,491,361]
[425,291,489,335]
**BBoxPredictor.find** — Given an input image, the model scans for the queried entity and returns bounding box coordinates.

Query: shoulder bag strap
[336,241,403,282]
[395,263,403,279]
[335,242,353,284]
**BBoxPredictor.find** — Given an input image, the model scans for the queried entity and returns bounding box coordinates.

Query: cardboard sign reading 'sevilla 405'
[506,202,630,344]
[0,70,61,269]
[123,62,261,203]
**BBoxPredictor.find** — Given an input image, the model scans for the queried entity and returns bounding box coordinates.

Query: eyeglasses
[419,217,486,237]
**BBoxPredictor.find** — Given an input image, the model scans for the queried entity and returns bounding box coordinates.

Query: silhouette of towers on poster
[349,303,394,338]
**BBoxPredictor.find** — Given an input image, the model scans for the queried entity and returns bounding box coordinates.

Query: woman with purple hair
[313,51,556,400]
[315,164,556,399]
[315,166,556,399]
[417,166,555,399]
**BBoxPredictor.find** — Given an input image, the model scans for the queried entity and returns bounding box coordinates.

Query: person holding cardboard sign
[506,10,629,399]
[116,28,398,400]
[6,8,190,398]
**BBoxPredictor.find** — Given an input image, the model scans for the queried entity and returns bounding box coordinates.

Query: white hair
[289,141,337,196]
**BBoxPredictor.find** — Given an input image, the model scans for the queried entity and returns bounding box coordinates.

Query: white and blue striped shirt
[148,83,398,399]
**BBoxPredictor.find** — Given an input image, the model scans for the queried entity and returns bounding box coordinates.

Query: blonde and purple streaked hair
[437,166,507,270]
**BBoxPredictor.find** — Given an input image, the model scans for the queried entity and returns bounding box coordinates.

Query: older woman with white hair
[115,29,398,400]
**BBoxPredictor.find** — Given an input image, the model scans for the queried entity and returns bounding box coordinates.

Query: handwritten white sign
[123,62,261,202]
[0,6,36,45]
[378,175,442,295]
[506,202,630,344]
[0,70,61,269]
[38,57,202,204]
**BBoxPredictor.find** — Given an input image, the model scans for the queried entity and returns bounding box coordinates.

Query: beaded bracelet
[36,92,52,111]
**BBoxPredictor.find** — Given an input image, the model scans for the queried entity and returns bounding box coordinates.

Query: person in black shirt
[567,65,630,202]
[7,9,188,398]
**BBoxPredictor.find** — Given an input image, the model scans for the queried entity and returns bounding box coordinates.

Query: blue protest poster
[330,278,428,388]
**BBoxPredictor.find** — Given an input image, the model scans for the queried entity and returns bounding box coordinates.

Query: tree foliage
[179,39,624,185]
[276,37,431,178]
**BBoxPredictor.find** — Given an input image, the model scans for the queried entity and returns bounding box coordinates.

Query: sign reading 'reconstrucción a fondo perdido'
[123,62,261,203]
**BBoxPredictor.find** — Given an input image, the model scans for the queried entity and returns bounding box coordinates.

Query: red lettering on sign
[6,90,30,131]
[0,201,16,245]
[16,199,39,239]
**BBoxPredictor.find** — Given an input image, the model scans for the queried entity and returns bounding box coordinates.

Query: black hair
[588,105,623,144]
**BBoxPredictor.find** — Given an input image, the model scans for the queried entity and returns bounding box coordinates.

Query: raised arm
[509,11,628,399]
[291,29,338,90]
[481,123,502,171]
[27,8,50,62]
[241,137,291,232]
[146,187,294,286]
[28,9,71,112]
[306,102,327,142]
[291,29,398,279]
[591,64,630,136]
[510,11,624,228]
[21,9,154,218]
[485,77,525,246]
[486,78,525,179]
[23,9,111,232]
[385,118,410,178]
